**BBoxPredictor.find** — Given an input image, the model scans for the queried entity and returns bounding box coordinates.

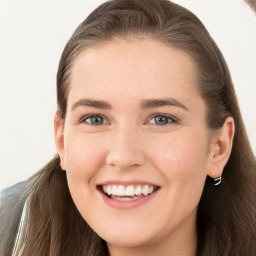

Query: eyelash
[147,114,178,125]
[80,114,109,125]
[80,113,178,126]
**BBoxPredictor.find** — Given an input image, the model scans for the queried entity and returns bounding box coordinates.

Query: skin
[55,39,234,256]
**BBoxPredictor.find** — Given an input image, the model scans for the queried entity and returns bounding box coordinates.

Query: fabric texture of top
[0,181,29,256]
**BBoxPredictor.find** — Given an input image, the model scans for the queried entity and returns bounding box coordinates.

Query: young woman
[1,0,255,255]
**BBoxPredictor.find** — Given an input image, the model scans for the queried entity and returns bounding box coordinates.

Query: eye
[81,115,108,125]
[148,114,177,125]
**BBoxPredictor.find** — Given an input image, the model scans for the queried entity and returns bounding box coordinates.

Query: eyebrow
[140,98,189,111]
[71,99,112,111]
[71,97,188,111]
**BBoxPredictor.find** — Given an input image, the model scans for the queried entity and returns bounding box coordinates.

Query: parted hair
[9,0,256,255]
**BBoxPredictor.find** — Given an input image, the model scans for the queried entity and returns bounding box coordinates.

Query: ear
[207,116,235,179]
[54,112,65,170]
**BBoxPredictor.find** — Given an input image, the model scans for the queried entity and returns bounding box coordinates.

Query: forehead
[68,39,200,108]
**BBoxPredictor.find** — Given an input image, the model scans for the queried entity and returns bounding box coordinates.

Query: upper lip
[97,180,160,187]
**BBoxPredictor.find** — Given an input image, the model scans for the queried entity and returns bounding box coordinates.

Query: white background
[0,0,255,189]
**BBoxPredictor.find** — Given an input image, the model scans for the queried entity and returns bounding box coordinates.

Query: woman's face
[56,39,217,252]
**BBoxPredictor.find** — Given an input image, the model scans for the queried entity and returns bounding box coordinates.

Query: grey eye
[149,115,176,125]
[85,115,105,125]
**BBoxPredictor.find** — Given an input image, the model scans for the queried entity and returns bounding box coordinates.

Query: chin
[94,222,160,249]
[103,233,153,248]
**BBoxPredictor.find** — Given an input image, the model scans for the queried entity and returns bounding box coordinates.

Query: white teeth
[101,184,156,197]
[112,185,118,195]
[117,185,125,196]
[115,196,139,201]
[142,185,149,196]
[107,185,112,195]
[102,185,107,193]
[149,185,154,194]
[125,185,135,196]
[135,186,142,195]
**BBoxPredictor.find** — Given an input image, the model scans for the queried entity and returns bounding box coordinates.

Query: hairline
[62,34,205,121]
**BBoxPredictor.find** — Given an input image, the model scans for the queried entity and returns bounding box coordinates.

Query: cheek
[63,132,108,203]
[156,133,209,213]
[64,132,105,175]
[63,132,106,216]
[150,130,209,183]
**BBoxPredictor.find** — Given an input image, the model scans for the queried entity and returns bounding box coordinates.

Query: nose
[106,127,145,169]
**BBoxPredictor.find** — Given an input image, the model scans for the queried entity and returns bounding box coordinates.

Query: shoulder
[0,181,29,218]
[0,181,29,256]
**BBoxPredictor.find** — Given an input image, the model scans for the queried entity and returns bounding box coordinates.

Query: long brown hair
[21,0,256,255]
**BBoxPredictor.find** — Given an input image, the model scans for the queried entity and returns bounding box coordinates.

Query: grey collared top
[0,181,29,256]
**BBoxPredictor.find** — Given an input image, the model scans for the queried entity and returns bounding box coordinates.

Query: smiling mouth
[98,184,160,201]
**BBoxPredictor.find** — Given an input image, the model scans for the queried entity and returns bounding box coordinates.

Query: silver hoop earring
[213,176,222,186]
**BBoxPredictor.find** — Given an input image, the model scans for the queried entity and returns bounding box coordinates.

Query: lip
[98,179,159,186]
[97,180,161,210]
